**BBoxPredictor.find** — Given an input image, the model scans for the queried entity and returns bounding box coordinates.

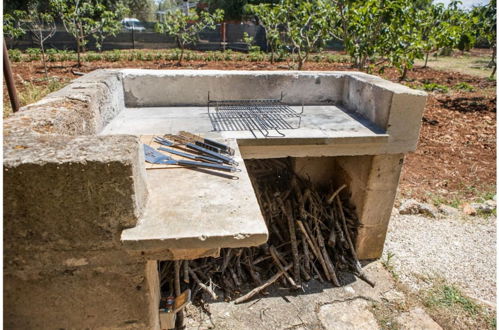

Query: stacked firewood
[159,158,373,305]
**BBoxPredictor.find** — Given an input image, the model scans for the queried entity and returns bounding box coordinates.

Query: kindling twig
[234,264,293,304]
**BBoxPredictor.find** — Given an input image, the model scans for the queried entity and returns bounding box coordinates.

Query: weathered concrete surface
[5,260,160,330]
[119,70,426,158]
[3,69,427,328]
[122,70,346,107]
[318,300,380,330]
[183,262,440,330]
[4,70,123,137]
[3,133,158,329]
[4,134,147,251]
[395,308,443,330]
[122,139,268,251]
[334,154,404,259]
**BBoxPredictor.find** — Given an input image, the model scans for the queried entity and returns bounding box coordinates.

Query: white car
[121,18,146,32]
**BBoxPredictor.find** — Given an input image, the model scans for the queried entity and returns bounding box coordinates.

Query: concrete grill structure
[3,69,426,329]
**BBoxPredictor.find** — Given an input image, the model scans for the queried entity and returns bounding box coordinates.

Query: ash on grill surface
[159,158,374,304]
[208,97,303,138]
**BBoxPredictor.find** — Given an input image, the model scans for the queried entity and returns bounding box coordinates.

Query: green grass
[454,82,475,92]
[382,252,400,281]
[415,53,496,79]
[425,285,480,314]
[421,82,449,93]
[4,78,69,118]
[422,280,496,329]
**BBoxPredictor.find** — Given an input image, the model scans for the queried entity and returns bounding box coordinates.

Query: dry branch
[234,264,293,304]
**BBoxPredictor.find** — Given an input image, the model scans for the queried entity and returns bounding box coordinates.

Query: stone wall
[3,71,159,329]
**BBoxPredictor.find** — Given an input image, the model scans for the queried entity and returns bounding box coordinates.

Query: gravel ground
[383,213,496,304]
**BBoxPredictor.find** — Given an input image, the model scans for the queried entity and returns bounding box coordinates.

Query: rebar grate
[208,94,303,138]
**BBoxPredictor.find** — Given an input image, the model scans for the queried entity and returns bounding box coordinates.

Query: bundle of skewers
[159,158,374,305]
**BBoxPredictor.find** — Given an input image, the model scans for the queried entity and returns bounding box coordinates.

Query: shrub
[223,49,233,61]
[8,49,22,62]
[422,82,449,93]
[454,82,475,92]
[45,48,59,62]
[57,50,76,62]
[26,48,41,61]
[103,50,122,62]
[85,52,102,62]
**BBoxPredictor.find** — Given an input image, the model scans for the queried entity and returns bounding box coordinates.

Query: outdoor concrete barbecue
[3,69,426,329]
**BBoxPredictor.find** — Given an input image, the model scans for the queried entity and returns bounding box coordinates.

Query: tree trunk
[297,54,306,70]
[41,42,48,79]
[400,65,408,81]
[178,44,185,66]
[76,37,81,67]
[424,52,429,68]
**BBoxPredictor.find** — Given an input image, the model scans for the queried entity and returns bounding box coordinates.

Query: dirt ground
[5,52,496,203]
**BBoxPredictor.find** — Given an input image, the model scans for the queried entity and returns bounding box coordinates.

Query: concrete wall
[3,70,160,329]
[122,70,346,106]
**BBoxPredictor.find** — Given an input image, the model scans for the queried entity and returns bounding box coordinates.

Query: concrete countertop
[121,139,268,250]
[102,105,386,140]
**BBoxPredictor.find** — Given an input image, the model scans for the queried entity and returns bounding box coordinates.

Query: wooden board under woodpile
[159,158,374,309]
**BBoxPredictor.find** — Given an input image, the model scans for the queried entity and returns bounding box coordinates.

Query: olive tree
[24,9,57,78]
[248,3,284,64]
[280,0,335,70]
[3,10,27,48]
[155,8,224,65]
[50,0,127,66]
[471,0,496,77]
[93,2,129,52]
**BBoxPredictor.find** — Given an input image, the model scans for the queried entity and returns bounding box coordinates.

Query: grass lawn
[415,51,496,79]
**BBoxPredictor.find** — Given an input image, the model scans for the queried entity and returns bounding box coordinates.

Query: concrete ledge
[4,69,123,137]
[4,134,148,251]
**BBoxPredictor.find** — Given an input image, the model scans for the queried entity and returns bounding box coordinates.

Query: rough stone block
[4,134,148,251]
[4,260,159,330]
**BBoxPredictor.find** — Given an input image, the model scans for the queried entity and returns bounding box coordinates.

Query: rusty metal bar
[3,38,20,113]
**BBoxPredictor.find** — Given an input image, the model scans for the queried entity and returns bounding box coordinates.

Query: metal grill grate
[208,94,303,138]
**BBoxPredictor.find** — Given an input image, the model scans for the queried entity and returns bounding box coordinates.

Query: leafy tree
[155,8,224,65]
[123,0,156,21]
[330,0,394,70]
[93,3,129,51]
[280,0,335,70]
[207,0,277,21]
[23,9,57,78]
[418,2,446,67]
[248,3,284,63]
[382,1,425,79]
[470,0,496,77]
[50,0,127,66]
[3,10,27,44]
